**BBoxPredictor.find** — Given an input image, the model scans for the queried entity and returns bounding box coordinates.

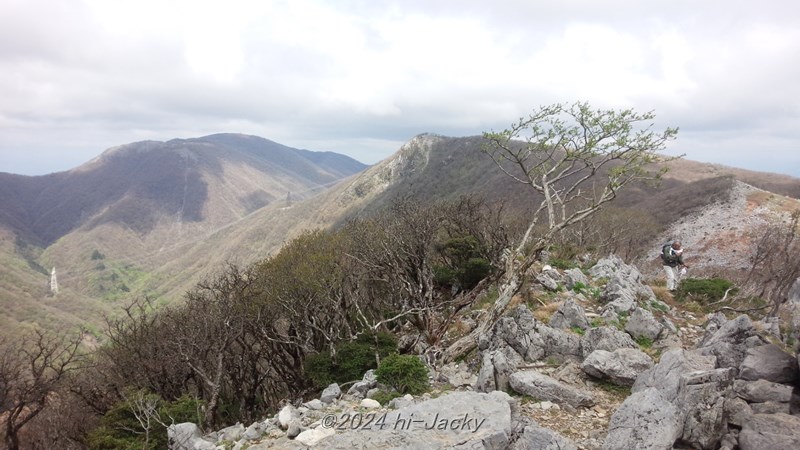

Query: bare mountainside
[0,134,366,333]
[1,133,797,335]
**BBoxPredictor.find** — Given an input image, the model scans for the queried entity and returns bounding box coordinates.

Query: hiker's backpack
[661,243,678,264]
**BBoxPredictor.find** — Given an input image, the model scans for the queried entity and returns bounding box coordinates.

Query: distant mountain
[0,133,366,246]
[1,132,797,335]
[0,134,366,333]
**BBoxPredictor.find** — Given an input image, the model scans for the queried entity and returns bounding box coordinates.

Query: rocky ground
[168,255,800,450]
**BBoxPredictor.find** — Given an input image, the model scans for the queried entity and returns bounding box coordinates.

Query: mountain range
[0,133,798,335]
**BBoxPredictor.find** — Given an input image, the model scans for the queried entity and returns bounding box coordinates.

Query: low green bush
[676,278,737,302]
[375,353,429,395]
[304,332,397,388]
[87,392,203,450]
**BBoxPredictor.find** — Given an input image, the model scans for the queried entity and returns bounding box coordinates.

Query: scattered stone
[347,369,378,398]
[360,398,381,409]
[295,426,336,446]
[286,418,301,439]
[303,399,324,410]
[277,404,299,430]
[511,420,579,450]
[509,370,595,408]
[167,423,215,450]
[217,422,244,442]
[320,383,341,404]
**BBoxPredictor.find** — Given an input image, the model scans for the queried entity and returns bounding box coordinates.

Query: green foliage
[676,278,737,303]
[635,335,654,349]
[648,300,669,313]
[87,392,203,450]
[370,390,403,406]
[595,380,631,398]
[590,317,605,328]
[91,249,106,260]
[570,326,586,336]
[304,332,397,388]
[375,353,430,395]
[548,258,577,270]
[434,235,492,290]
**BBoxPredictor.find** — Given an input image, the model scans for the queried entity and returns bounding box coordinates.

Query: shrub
[304,332,397,388]
[548,258,576,270]
[375,354,429,395]
[87,392,203,450]
[676,278,737,303]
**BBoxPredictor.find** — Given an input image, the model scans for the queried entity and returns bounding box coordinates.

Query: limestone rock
[277,404,299,429]
[564,268,590,290]
[295,426,336,446]
[677,368,735,449]
[624,307,664,342]
[549,298,590,331]
[603,388,682,450]
[733,379,795,403]
[509,370,594,408]
[347,369,378,398]
[167,422,216,450]
[738,343,800,384]
[633,348,716,402]
[581,348,654,386]
[698,314,767,371]
[738,413,800,450]
[360,398,381,409]
[320,383,341,404]
[511,421,579,450]
[580,326,637,358]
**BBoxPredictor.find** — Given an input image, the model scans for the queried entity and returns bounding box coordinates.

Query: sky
[1,0,799,177]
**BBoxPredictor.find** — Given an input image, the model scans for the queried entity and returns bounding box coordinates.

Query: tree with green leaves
[444,102,678,361]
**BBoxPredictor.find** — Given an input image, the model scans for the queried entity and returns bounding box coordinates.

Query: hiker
[661,240,689,291]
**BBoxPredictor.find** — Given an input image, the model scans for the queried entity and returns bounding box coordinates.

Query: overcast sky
[1,0,799,177]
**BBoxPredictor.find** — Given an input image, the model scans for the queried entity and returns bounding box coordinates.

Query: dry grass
[534,300,564,323]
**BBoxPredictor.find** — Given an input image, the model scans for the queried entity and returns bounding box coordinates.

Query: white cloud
[0,0,799,177]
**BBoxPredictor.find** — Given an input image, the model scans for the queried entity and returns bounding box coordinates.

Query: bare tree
[746,210,800,315]
[444,102,678,361]
[0,329,84,450]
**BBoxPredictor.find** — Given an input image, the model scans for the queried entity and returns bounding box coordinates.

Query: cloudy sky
[1,0,799,177]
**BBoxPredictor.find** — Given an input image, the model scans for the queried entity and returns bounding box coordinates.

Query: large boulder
[548,298,590,331]
[509,370,594,408]
[738,413,800,450]
[738,343,799,384]
[633,348,716,402]
[603,388,682,450]
[698,314,767,372]
[581,348,654,386]
[624,307,664,342]
[733,379,795,403]
[538,325,583,362]
[564,268,590,290]
[581,326,638,358]
[676,368,736,449]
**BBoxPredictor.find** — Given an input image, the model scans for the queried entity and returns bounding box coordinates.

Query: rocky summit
[170,256,800,450]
